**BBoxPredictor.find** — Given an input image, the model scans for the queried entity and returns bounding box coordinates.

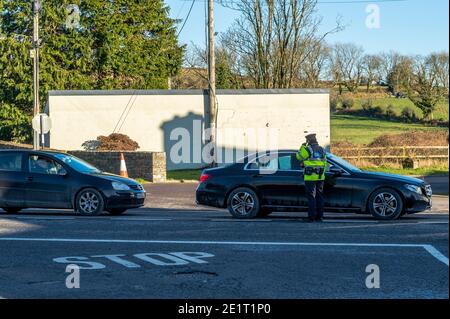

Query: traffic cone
[120,153,128,178]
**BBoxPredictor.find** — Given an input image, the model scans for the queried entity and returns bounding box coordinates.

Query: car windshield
[53,154,101,174]
[327,153,361,172]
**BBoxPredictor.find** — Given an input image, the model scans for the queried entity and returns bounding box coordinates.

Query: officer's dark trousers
[305,180,325,220]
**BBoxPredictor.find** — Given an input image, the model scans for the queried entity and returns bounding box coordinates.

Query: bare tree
[379,51,400,85]
[362,54,382,92]
[387,54,414,94]
[298,40,331,87]
[330,43,364,93]
[428,51,449,94]
[219,0,342,88]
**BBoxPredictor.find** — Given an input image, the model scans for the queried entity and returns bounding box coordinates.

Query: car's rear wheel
[108,209,127,215]
[75,188,104,216]
[1,207,22,214]
[368,188,403,220]
[227,187,260,219]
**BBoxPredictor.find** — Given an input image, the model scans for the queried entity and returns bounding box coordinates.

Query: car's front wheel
[75,188,105,216]
[368,188,403,220]
[227,187,260,219]
[1,207,22,214]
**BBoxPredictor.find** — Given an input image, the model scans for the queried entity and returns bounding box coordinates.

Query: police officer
[296,133,327,222]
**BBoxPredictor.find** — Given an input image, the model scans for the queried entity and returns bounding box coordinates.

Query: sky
[165,0,449,56]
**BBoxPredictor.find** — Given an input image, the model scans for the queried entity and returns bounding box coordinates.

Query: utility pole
[207,0,217,165]
[32,0,41,150]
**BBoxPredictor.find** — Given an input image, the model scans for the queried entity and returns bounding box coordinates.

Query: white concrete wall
[47,89,330,170]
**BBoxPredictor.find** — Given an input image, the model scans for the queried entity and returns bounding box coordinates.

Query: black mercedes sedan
[196,151,433,220]
[0,149,146,215]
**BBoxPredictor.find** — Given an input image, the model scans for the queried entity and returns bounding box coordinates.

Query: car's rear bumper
[196,183,226,208]
[105,191,146,209]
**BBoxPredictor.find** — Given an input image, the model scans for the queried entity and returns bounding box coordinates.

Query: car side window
[0,153,22,172]
[247,154,297,171]
[29,155,63,175]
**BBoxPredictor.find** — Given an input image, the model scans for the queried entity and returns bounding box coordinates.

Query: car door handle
[27,176,33,182]
[252,174,263,178]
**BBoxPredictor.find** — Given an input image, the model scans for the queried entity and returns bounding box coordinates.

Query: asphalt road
[0,203,448,299]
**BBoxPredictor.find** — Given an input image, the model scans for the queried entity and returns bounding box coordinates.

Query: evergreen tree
[0,0,184,142]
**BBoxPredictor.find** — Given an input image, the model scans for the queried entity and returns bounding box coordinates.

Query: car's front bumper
[106,190,146,209]
[403,185,432,213]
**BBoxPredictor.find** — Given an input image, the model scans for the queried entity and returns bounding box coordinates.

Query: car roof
[0,149,67,156]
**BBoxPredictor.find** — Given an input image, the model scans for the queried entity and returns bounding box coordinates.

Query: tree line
[185,0,449,120]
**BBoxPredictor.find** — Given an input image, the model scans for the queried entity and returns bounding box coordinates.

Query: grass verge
[330,114,448,145]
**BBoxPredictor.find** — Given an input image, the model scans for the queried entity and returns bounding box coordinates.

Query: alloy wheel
[231,192,255,216]
[79,191,100,214]
[373,192,398,217]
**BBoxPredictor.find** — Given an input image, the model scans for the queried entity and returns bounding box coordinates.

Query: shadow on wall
[160,111,206,171]
[159,108,330,171]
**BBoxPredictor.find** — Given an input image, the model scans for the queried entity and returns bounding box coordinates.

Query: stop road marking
[53,252,215,269]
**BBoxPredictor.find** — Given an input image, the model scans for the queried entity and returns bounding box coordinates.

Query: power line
[177,0,196,36]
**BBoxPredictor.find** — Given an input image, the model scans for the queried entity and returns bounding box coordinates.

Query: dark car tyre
[227,187,260,219]
[1,207,22,214]
[108,209,127,215]
[368,188,403,220]
[258,208,273,217]
[75,188,105,216]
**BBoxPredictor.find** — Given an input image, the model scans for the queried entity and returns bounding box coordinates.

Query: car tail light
[200,173,210,183]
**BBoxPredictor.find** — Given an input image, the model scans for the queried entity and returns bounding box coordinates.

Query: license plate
[136,192,146,199]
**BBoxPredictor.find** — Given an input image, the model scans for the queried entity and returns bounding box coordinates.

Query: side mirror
[58,168,68,176]
[330,167,344,176]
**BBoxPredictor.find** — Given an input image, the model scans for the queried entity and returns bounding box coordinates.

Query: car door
[25,154,71,208]
[0,152,26,208]
[247,153,304,207]
[323,161,354,209]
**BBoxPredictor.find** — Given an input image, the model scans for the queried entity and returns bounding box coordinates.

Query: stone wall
[0,141,166,182]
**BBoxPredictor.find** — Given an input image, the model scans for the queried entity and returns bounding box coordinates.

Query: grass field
[167,169,203,182]
[360,166,448,176]
[330,114,448,145]
[351,97,449,121]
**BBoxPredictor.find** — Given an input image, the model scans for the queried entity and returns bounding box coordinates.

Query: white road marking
[423,245,450,266]
[321,221,449,230]
[111,218,173,221]
[7,216,76,220]
[1,237,448,266]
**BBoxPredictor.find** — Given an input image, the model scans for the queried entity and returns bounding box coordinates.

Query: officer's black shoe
[315,218,324,222]
[306,218,315,223]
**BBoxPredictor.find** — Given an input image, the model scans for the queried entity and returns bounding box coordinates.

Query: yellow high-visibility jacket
[296,143,327,181]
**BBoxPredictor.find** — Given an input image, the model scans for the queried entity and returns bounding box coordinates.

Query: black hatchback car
[196,151,433,220]
[0,149,146,215]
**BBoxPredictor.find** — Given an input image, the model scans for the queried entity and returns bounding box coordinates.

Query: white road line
[423,245,450,266]
[8,216,76,220]
[0,237,448,266]
[321,221,449,230]
[113,218,173,221]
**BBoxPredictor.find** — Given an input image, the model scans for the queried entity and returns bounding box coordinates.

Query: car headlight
[405,184,422,194]
[112,182,131,191]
